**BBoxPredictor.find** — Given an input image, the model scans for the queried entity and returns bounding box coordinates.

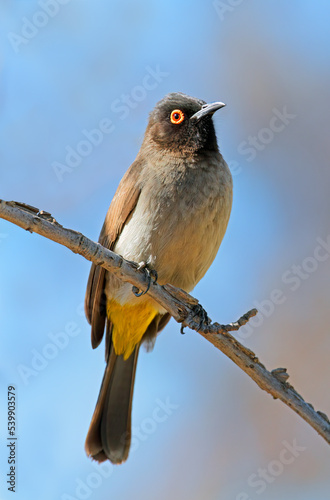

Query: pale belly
[106,163,232,310]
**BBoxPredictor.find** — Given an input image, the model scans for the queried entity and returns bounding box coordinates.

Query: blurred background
[1,1,330,499]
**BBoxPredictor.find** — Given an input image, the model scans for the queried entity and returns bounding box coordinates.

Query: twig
[1,199,329,444]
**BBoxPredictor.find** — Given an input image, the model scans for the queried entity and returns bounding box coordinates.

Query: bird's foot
[180,304,211,335]
[192,304,211,331]
[132,261,158,297]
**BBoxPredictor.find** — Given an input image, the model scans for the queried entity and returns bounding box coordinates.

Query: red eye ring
[170,109,185,124]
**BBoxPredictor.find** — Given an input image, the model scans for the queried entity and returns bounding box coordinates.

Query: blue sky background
[1,1,330,499]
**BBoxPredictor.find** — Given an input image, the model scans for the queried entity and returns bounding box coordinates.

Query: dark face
[146,92,223,155]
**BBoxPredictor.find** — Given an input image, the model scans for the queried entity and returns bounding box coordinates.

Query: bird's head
[145,92,225,155]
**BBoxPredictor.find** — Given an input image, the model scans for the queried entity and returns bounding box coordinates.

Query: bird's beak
[190,102,226,123]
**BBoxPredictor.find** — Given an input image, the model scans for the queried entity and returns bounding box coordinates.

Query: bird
[84,92,233,464]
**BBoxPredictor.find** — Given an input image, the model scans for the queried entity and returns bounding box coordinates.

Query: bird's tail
[85,344,140,464]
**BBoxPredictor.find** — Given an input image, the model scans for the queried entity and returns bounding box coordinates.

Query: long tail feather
[85,344,140,464]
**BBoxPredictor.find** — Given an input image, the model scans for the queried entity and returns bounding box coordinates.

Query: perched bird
[84,92,233,463]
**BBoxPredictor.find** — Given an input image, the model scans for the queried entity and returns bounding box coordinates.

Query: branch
[1,199,329,445]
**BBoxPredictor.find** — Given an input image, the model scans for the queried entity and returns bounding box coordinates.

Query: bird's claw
[192,304,211,331]
[132,261,158,297]
[180,305,210,335]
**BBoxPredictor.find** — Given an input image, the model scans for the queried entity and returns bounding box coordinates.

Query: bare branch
[1,199,329,445]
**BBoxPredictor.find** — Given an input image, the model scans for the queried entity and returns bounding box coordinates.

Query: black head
[145,92,225,155]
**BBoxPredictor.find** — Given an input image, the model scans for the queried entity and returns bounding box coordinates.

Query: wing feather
[85,160,144,348]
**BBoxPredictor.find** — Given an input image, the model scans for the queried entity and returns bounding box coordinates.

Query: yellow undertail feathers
[107,299,158,359]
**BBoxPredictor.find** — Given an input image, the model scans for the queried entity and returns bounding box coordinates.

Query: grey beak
[190,101,226,123]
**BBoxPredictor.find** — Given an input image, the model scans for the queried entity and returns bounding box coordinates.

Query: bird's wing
[85,160,144,349]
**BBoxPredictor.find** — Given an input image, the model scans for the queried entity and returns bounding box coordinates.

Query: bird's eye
[170,109,185,125]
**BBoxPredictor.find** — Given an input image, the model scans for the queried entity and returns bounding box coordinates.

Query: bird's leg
[132,261,158,297]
